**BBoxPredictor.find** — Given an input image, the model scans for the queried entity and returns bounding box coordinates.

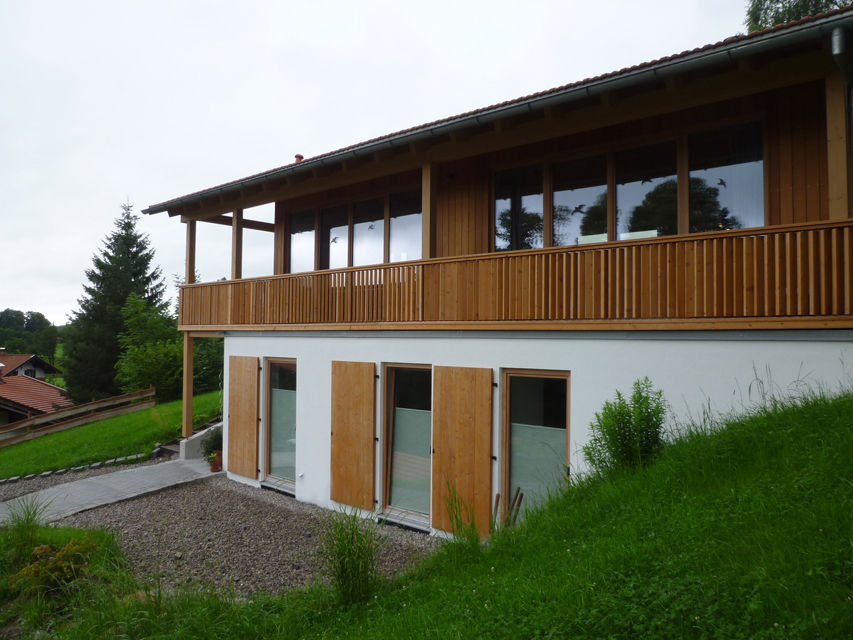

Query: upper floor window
[289,211,315,274]
[389,191,422,262]
[320,205,349,270]
[495,166,544,251]
[689,122,763,232]
[553,156,607,246]
[616,142,678,240]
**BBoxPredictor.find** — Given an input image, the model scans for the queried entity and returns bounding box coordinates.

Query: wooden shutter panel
[227,356,259,478]
[330,361,376,510]
[431,365,493,536]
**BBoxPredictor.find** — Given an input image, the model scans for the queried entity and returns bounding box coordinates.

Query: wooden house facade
[145,10,853,534]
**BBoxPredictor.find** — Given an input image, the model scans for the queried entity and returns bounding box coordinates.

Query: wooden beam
[825,68,850,220]
[197,214,274,232]
[182,333,194,438]
[274,202,286,275]
[185,220,196,285]
[422,163,437,259]
[231,209,243,280]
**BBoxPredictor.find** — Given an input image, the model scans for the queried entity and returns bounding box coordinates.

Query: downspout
[832,27,853,211]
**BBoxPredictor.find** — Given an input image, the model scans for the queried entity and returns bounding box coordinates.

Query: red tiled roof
[0,353,61,377]
[143,4,853,215]
[0,375,72,414]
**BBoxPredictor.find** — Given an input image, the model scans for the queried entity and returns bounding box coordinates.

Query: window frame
[381,362,433,517]
[264,357,297,492]
[500,367,571,518]
[491,114,767,251]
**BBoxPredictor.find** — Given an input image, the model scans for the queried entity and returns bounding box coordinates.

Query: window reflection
[616,142,677,239]
[289,211,315,273]
[689,123,763,232]
[320,206,348,269]
[390,190,422,262]
[495,166,544,251]
[553,157,607,245]
[353,199,384,267]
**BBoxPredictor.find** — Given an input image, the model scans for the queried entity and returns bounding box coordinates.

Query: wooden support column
[231,209,243,279]
[182,333,194,438]
[274,202,287,275]
[422,163,437,259]
[677,134,690,234]
[825,69,850,220]
[185,220,196,284]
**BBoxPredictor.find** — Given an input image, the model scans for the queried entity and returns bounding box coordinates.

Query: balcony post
[826,67,850,220]
[422,163,436,259]
[182,333,194,438]
[274,202,286,275]
[232,209,243,279]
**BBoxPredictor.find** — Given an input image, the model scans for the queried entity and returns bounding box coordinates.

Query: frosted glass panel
[269,388,296,481]
[389,407,431,514]
[510,422,566,508]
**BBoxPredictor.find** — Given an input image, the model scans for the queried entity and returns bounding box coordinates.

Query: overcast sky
[1,0,751,325]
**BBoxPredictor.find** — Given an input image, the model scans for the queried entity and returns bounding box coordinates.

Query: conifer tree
[63,203,166,402]
[745,1,845,32]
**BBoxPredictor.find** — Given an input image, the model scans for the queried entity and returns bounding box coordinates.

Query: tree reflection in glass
[495,166,543,251]
[553,156,607,245]
[616,142,677,239]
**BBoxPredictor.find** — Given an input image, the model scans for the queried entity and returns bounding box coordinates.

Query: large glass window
[320,205,349,270]
[289,211,315,273]
[616,142,677,240]
[389,190,422,262]
[553,156,608,246]
[505,371,569,510]
[495,166,544,251]
[268,361,297,483]
[387,367,432,515]
[689,122,764,232]
[352,199,385,267]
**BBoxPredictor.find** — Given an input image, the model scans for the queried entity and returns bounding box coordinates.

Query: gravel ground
[0,458,163,503]
[58,475,439,596]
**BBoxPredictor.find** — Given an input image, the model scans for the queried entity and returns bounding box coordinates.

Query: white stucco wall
[222,329,852,516]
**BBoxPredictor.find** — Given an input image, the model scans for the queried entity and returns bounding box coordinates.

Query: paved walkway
[0,459,214,523]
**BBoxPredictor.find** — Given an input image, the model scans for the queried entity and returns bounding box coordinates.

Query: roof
[0,354,61,377]
[0,375,72,415]
[143,5,853,216]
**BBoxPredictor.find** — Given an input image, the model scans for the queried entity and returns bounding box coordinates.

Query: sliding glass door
[268,360,296,482]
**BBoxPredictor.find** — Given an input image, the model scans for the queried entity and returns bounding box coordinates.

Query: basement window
[502,369,570,511]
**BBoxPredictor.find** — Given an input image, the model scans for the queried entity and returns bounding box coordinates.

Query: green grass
[8,390,853,639]
[0,392,221,478]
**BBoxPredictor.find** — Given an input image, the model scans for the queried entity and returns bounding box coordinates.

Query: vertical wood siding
[434,160,491,258]
[227,356,259,478]
[431,366,493,537]
[330,361,376,510]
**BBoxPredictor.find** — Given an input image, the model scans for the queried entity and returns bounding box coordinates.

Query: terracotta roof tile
[0,375,73,415]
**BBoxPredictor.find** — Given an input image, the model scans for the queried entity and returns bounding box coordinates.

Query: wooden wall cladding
[431,366,493,537]
[434,160,491,258]
[330,361,376,510]
[227,356,259,478]
[766,81,829,225]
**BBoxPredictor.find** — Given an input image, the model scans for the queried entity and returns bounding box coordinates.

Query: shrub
[199,426,222,458]
[317,509,386,604]
[583,377,667,475]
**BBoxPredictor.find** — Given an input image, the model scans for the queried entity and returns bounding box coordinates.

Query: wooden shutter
[330,361,376,509]
[431,365,493,536]
[227,355,259,478]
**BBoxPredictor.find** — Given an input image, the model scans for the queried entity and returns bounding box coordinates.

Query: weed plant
[583,376,667,474]
[317,509,386,605]
[445,481,481,552]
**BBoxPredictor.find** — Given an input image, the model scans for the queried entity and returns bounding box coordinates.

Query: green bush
[200,426,223,458]
[317,509,386,604]
[583,377,667,474]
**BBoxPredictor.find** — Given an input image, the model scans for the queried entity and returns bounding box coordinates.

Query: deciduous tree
[745,1,845,32]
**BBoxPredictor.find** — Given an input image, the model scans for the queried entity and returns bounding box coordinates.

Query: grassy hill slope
[31,391,853,639]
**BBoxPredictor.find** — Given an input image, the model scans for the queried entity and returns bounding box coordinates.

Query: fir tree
[63,203,166,402]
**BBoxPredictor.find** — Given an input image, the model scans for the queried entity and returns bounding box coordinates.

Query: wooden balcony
[179,220,853,332]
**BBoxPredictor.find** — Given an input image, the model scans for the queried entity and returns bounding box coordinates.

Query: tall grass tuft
[445,480,481,551]
[317,509,386,605]
[583,376,667,474]
[3,494,51,567]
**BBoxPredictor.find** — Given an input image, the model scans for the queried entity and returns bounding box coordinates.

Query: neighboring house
[144,9,853,535]
[0,351,71,426]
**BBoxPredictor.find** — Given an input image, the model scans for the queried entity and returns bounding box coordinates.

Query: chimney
[294,154,304,163]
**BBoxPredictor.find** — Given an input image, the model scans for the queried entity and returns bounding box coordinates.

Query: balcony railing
[179,220,853,330]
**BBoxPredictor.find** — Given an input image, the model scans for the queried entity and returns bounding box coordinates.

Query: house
[144,9,853,535]
[0,351,71,426]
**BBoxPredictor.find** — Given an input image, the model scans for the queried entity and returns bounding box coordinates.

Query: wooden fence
[0,387,156,449]
[179,220,853,329]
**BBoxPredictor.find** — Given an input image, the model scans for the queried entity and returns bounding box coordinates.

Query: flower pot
[209,450,223,472]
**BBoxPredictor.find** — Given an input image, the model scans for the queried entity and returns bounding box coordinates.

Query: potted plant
[200,426,223,472]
